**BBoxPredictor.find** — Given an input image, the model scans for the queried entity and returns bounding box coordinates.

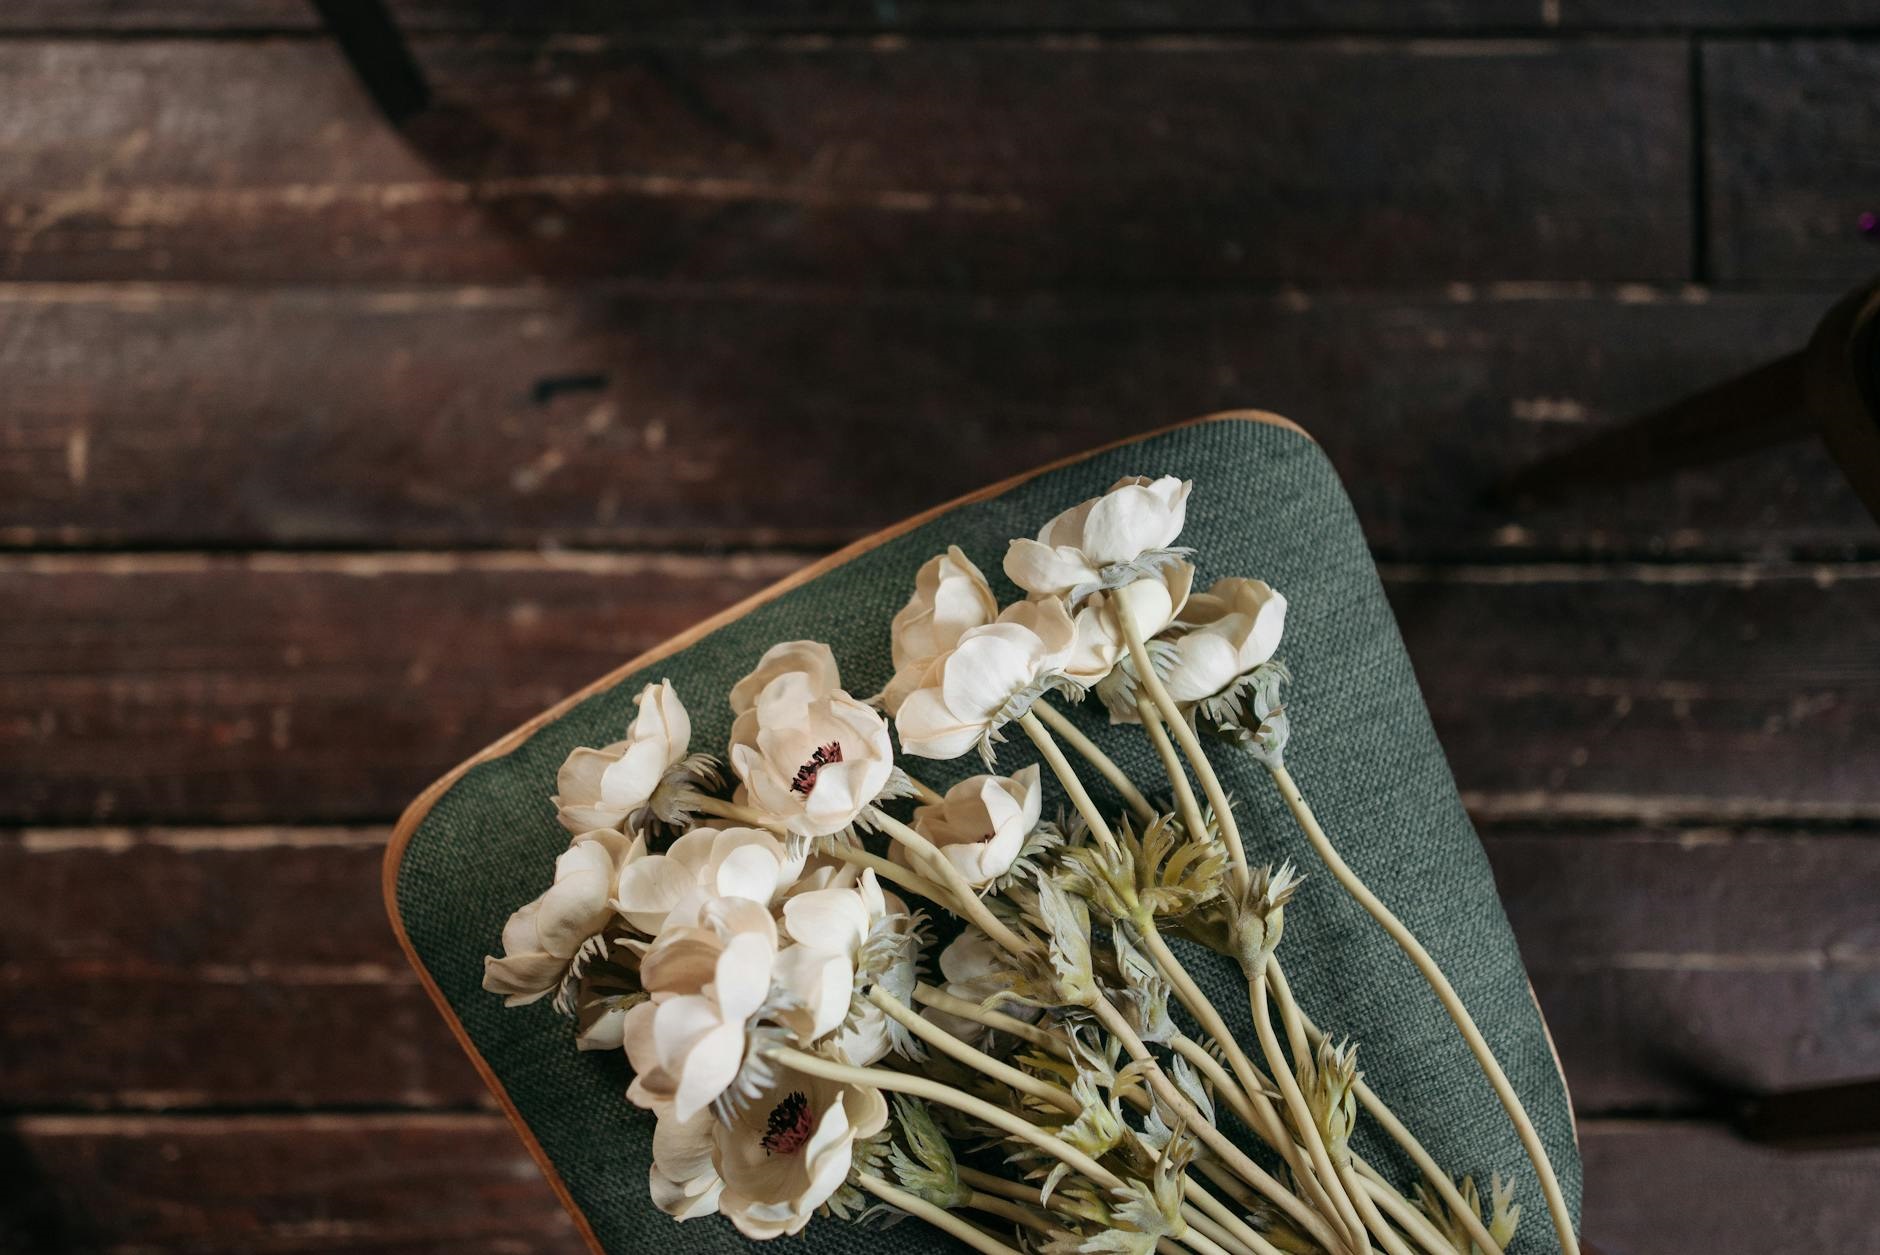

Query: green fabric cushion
[394,416,1580,1254]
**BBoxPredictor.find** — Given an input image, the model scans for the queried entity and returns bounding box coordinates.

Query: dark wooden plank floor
[1,4,1876,1254]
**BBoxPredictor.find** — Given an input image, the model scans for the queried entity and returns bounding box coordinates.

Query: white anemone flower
[1003,475,1192,602]
[482,830,631,1006]
[613,826,807,936]
[921,928,1037,1046]
[649,1105,725,1221]
[877,546,1000,715]
[1163,578,1289,704]
[622,897,780,1120]
[894,598,1077,761]
[774,871,909,1064]
[554,680,691,834]
[649,1069,888,1238]
[729,640,843,718]
[730,672,894,838]
[1060,560,1195,688]
[904,765,1043,889]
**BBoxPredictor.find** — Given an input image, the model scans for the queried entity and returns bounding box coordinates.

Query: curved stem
[1017,710,1119,854]
[1033,698,1155,823]
[1180,1200,1258,1255]
[1270,962,1506,1255]
[1266,764,1577,1255]
[958,1164,1047,1207]
[1351,1167,1453,1255]
[1137,926,1347,1242]
[966,1191,1073,1243]
[1251,962,1371,1254]
[857,1173,1022,1255]
[868,987,1078,1116]
[1114,602,1248,893]
[689,795,787,832]
[912,982,1065,1055]
[1337,1155,1416,1255]
[865,806,1035,958]
[1170,1035,1278,1144]
[1182,1178,1287,1255]
[768,1046,1121,1191]
[1087,996,1341,1255]
[1135,698,1211,851]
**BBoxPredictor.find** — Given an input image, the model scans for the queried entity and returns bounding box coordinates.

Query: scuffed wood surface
[0,39,1691,286]
[6,1113,1875,1254]
[3,6,1877,1253]
[2,285,1868,558]
[4,556,1876,824]
[0,553,795,825]
[1705,40,1880,287]
[4,826,1874,1112]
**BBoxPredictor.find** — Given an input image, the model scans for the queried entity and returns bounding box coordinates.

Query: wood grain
[2,285,1865,558]
[1,1113,582,1254]
[1705,40,1880,287]
[5,1112,1874,1254]
[4,826,1874,1112]
[0,2,1563,33]
[1384,562,1880,822]
[14,1,1879,31]
[9,555,1876,824]
[0,39,1690,286]
[0,553,797,825]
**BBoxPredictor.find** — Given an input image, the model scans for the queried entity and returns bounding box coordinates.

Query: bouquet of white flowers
[483,476,1575,1255]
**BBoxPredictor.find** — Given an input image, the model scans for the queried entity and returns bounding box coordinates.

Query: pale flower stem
[1182,1178,1288,1255]
[1033,697,1155,824]
[1266,763,1578,1255]
[1270,961,1316,1090]
[1134,698,1211,852]
[910,982,1066,1055]
[1169,1035,1268,1135]
[1181,1203,1261,1255]
[767,1045,1123,1191]
[965,1191,1073,1243]
[864,806,1035,958]
[1351,1167,1455,1255]
[1337,1156,1418,1255]
[1114,609,1250,894]
[1016,710,1120,854]
[1137,926,1354,1253]
[856,1173,1023,1255]
[1251,962,1372,1255]
[822,843,949,907]
[1177,1223,1243,1255]
[957,1164,1044,1206]
[689,795,787,832]
[867,987,1079,1116]
[1087,996,1342,1255]
[1270,961,1507,1255]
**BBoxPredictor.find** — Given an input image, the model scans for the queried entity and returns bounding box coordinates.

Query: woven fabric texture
[394,416,1581,1254]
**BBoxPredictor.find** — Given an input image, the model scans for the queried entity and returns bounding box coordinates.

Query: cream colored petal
[672,1019,746,1121]
[613,854,695,933]
[774,944,854,1041]
[895,688,984,761]
[1003,536,1098,598]
[782,887,870,954]
[712,930,776,1024]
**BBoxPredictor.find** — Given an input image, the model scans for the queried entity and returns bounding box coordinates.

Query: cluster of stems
[716,615,1575,1255]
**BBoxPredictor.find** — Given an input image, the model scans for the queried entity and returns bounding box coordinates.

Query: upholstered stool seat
[386,412,1581,1254]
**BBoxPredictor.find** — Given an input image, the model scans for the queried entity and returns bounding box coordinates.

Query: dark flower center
[760,1090,817,1156]
[790,741,843,796]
